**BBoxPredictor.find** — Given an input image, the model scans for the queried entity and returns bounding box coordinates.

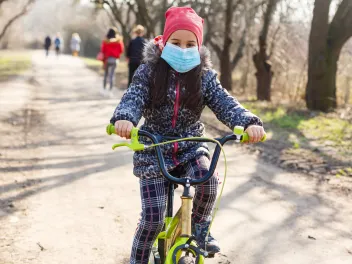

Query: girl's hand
[114,120,134,139]
[245,125,265,143]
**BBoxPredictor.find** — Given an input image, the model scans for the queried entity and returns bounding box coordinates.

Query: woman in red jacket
[100,27,124,91]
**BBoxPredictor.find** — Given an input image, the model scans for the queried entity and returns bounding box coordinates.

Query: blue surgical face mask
[160,43,201,73]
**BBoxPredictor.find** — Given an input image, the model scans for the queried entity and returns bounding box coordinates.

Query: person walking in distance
[44,35,51,57]
[70,33,81,57]
[54,33,63,57]
[100,27,124,93]
[126,25,146,86]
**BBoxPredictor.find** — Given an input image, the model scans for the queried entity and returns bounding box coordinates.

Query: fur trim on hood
[142,40,212,71]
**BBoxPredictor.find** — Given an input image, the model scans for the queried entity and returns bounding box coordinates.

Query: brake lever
[107,124,145,151]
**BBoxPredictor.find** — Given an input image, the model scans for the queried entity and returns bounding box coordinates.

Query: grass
[299,116,352,143]
[242,105,308,129]
[82,57,102,67]
[241,101,352,158]
[81,57,128,74]
[0,53,31,81]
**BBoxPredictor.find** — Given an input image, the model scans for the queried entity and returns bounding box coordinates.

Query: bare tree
[252,0,279,101]
[0,0,36,42]
[213,0,247,91]
[180,0,251,91]
[306,0,352,111]
[91,0,176,46]
[91,0,134,46]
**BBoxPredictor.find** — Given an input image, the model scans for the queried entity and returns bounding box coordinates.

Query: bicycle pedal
[206,253,215,258]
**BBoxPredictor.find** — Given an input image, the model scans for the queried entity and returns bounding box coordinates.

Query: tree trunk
[220,50,232,91]
[306,50,338,111]
[253,36,273,101]
[306,0,352,111]
[252,0,278,101]
[255,67,273,101]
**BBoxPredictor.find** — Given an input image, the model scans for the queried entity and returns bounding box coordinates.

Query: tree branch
[0,0,35,41]
[260,0,279,44]
[231,28,247,70]
[104,7,119,28]
[124,2,134,29]
[135,0,153,34]
[202,0,221,46]
[328,0,352,50]
[224,0,243,49]
[269,23,281,58]
[209,38,222,58]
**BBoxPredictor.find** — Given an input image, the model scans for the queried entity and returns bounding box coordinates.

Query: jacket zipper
[172,79,180,165]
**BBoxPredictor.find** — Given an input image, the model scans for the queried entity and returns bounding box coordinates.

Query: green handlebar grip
[234,126,266,143]
[241,132,266,143]
[106,124,116,135]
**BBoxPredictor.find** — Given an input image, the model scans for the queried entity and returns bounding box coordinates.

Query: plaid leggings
[130,155,218,264]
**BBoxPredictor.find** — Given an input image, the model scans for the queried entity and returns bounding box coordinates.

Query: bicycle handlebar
[106,124,266,186]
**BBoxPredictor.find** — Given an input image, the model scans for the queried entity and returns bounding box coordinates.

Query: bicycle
[106,124,266,264]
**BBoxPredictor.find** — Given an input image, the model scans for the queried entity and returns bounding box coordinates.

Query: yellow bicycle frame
[151,195,205,264]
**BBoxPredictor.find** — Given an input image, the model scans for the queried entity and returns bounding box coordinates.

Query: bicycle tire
[178,256,195,264]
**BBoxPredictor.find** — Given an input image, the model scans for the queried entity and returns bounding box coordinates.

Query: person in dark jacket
[126,25,146,86]
[44,36,51,57]
[110,7,265,263]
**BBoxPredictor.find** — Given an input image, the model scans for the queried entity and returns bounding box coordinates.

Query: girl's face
[167,30,198,49]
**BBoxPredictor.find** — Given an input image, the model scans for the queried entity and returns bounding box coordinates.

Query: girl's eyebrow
[170,38,180,41]
[187,40,196,43]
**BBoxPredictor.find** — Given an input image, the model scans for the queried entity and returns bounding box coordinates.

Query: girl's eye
[187,44,196,48]
[172,42,180,46]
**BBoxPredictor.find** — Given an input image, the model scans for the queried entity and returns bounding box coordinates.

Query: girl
[100,27,124,91]
[110,7,265,264]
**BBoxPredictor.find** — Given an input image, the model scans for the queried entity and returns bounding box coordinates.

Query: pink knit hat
[162,7,204,48]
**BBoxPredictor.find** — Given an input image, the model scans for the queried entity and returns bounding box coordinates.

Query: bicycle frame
[152,183,205,264]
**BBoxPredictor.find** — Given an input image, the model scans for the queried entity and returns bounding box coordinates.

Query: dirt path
[1,52,351,264]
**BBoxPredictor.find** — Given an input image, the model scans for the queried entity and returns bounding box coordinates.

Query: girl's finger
[123,123,130,139]
[116,122,123,137]
[256,129,262,142]
[115,122,120,136]
[257,129,262,142]
[258,129,265,141]
[247,129,253,143]
[126,123,133,139]
[252,129,258,143]
[120,122,127,138]
[124,122,131,139]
